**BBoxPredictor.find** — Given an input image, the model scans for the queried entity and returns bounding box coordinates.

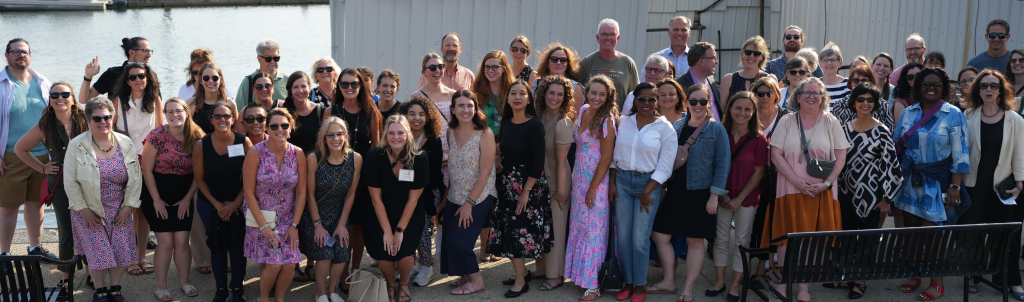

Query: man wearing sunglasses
[0,38,57,259]
[967,19,1013,75]
[416,32,475,91]
[647,16,692,79]
[889,34,927,85]
[579,18,640,109]
[235,39,288,109]
[80,36,160,102]
[765,25,823,81]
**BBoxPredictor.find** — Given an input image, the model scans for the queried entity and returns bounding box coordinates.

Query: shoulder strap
[895,103,943,155]
[730,134,754,161]
[120,101,130,137]
[797,114,813,164]
[682,117,711,148]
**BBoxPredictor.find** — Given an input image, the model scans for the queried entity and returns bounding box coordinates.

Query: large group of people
[1,15,1023,302]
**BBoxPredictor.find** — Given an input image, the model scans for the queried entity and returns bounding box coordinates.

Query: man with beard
[235,39,288,109]
[889,34,927,84]
[80,37,160,101]
[967,19,1013,75]
[578,18,640,108]
[765,25,823,81]
[0,38,55,259]
[417,32,475,91]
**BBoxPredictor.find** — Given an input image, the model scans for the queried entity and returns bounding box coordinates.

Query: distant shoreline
[123,0,327,9]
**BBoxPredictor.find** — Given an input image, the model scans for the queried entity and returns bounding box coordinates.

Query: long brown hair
[113,63,160,113]
[583,75,619,135]
[964,69,1017,112]
[333,68,383,136]
[39,82,88,147]
[192,62,229,115]
[535,75,576,120]
[722,91,763,137]
[284,70,312,111]
[471,50,514,116]
[164,97,206,154]
[447,90,488,130]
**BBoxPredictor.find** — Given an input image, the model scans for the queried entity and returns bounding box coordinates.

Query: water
[5,4,332,229]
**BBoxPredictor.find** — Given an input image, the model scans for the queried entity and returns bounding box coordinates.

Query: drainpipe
[962,0,974,70]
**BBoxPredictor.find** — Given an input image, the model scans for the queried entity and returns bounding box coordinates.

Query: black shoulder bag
[797,114,835,179]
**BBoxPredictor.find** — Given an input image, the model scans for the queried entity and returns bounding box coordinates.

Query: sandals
[197,266,213,274]
[539,281,564,291]
[387,285,396,302]
[293,266,310,282]
[140,259,155,274]
[822,281,850,289]
[1014,290,1024,301]
[900,278,922,293]
[918,284,944,301]
[580,288,601,301]
[182,284,199,297]
[448,277,468,287]
[848,282,866,299]
[397,283,412,302]
[450,281,483,295]
[678,294,694,302]
[154,289,173,301]
[127,262,144,275]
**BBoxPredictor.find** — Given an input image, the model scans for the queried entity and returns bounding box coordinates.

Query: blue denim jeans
[615,170,662,286]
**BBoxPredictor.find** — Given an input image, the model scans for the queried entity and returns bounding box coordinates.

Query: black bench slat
[0,254,79,302]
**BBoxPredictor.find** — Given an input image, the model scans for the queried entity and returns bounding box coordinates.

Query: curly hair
[911,68,953,104]
[655,78,687,115]
[534,75,577,120]
[964,69,1016,112]
[536,42,580,81]
[893,62,925,99]
[582,75,620,135]
[398,96,444,139]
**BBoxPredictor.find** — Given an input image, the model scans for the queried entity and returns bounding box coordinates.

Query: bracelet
[83,76,92,82]
[313,219,322,226]
[259,223,270,230]
[291,223,299,228]
[465,197,477,207]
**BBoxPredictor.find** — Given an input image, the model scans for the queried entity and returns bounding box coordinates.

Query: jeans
[615,170,662,286]
[196,196,247,289]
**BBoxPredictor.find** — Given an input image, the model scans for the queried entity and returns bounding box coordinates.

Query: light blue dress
[892,102,970,223]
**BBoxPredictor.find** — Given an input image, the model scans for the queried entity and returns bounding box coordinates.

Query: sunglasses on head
[636,96,657,104]
[128,73,146,81]
[253,84,273,91]
[855,97,877,103]
[212,114,233,120]
[688,99,709,106]
[978,82,1001,90]
[325,131,346,138]
[789,70,807,76]
[50,92,71,99]
[259,55,281,62]
[742,49,762,57]
[510,46,529,54]
[338,81,360,89]
[549,56,569,64]
[203,75,220,82]
[91,115,112,123]
[755,91,772,98]
[987,33,1008,40]
[423,64,445,72]
[268,123,290,131]
[244,116,266,124]
[785,34,801,40]
[316,66,334,73]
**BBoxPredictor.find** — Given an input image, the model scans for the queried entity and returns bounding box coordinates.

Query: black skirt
[652,168,716,239]
[141,172,195,233]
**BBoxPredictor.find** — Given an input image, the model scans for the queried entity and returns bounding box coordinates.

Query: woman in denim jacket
[649,84,730,302]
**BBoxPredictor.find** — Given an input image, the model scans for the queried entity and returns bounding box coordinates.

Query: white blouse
[611,115,678,184]
[115,96,157,152]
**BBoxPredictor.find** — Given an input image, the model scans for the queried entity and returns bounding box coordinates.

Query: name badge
[227,144,245,157]
[398,169,414,182]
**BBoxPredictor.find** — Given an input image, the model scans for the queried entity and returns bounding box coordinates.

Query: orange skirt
[759,192,842,247]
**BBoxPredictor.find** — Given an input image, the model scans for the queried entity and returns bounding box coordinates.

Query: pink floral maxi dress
[564,104,612,289]
[70,148,138,270]
[243,141,302,265]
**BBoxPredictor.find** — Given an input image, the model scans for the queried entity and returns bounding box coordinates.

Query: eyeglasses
[598,33,617,38]
[987,33,1008,40]
[959,77,976,86]
[800,91,822,98]
[978,82,1001,90]
[259,55,281,62]
[849,77,871,85]
[636,96,657,104]
[165,109,186,115]
[133,48,154,55]
[854,97,877,103]
[91,115,112,123]
[6,50,30,56]
[190,70,200,77]
[212,114,233,120]
[688,99,709,106]
[789,70,808,76]
[253,84,273,91]
[742,50,762,57]
[510,46,529,54]
[49,92,71,99]
[921,82,944,89]
[316,67,334,73]
[484,64,502,72]
[268,123,290,131]
[203,75,220,82]
[701,56,718,62]
[905,74,917,82]
[1010,58,1024,64]
[549,56,569,64]
[905,47,924,53]
[325,131,346,138]
[645,67,664,74]
[128,73,146,81]
[338,81,360,89]
[423,64,445,72]
[820,58,839,64]
[243,116,266,124]
[785,34,801,40]
[755,91,772,98]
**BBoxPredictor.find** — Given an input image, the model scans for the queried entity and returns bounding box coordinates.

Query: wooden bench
[738,223,1022,302]
[0,254,80,302]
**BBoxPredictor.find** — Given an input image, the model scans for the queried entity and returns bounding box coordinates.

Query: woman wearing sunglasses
[64,97,144,302]
[412,53,456,129]
[778,57,810,109]
[1006,49,1024,104]
[242,105,269,145]
[819,43,851,102]
[311,58,341,106]
[719,36,774,104]
[534,42,585,113]
[139,97,205,300]
[111,62,163,276]
[891,62,925,127]
[252,72,284,112]
[283,71,325,155]
[243,107,308,302]
[509,35,538,83]
[193,102,252,302]
[178,49,235,102]
[14,82,89,296]
[186,63,236,134]
[829,65,894,129]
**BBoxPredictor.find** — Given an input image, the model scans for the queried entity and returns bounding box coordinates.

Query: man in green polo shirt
[235,39,288,109]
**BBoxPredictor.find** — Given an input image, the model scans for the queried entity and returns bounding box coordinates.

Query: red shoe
[616,288,633,301]
[631,291,646,302]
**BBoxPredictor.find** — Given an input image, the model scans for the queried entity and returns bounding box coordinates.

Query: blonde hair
[379,115,422,167]
[314,116,352,166]
[738,36,770,70]
[163,97,206,154]
[311,57,341,85]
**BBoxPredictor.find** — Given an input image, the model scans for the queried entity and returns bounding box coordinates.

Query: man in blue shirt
[765,25,823,81]
[967,19,1012,75]
[646,16,691,79]
[0,38,55,259]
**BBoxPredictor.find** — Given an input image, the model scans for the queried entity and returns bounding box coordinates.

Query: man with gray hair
[622,55,670,114]
[648,16,692,78]
[417,32,475,91]
[235,38,288,109]
[578,18,640,108]
[889,34,927,84]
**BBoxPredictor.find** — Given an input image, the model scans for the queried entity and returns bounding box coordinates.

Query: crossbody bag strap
[120,100,130,137]
[895,103,943,156]
[730,134,754,161]
[797,114,813,164]
[683,117,711,148]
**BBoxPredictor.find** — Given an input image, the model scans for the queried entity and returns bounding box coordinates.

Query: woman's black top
[332,105,372,155]
[378,101,402,120]
[201,132,246,202]
[192,102,217,134]
[288,103,326,154]
[499,118,546,179]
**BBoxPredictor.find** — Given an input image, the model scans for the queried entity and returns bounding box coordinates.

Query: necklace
[92,133,114,152]
[982,106,1000,117]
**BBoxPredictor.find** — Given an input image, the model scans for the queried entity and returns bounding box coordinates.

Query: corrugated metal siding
[331,0,650,99]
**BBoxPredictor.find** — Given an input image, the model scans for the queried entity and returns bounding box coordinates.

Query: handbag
[598,209,623,290]
[995,175,1018,200]
[244,209,277,229]
[345,269,389,302]
[796,113,835,179]
[676,117,711,166]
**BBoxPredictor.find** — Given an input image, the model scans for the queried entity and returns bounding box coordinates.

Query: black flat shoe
[86,274,95,289]
[108,285,125,302]
[92,287,108,302]
[231,288,247,302]
[705,284,726,297]
[213,288,230,302]
[502,270,532,285]
[848,282,866,299]
[504,283,529,298]
[727,293,741,302]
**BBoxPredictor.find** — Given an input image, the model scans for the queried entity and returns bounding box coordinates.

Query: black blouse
[200,133,247,202]
[331,105,373,155]
[499,117,546,179]
[288,103,326,154]
[362,147,430,213]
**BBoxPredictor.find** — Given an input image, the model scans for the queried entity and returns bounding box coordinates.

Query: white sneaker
[413,265,434,287]
[316,294,330,302]
[329,293,345,302]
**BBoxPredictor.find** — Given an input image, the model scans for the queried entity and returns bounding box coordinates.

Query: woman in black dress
[376,70,403,120]
[284,71,325,154]
[186,63,235,134]
[398,97,446,286]
[192,102,252,301]
[140,98,205,299]
[323,68,382,286]
[488,79,552,298]
[300,116,362,302]
[362,115,429,302]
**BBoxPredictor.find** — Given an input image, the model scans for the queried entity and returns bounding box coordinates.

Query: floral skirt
[486,164,552,258]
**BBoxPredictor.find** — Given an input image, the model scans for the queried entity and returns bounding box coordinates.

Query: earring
[46,106,55,113]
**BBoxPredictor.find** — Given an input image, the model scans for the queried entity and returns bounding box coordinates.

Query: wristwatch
[291,223,299,228]
[823,180,833,190]
[395,227,404,233]
[949,184,961,191]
